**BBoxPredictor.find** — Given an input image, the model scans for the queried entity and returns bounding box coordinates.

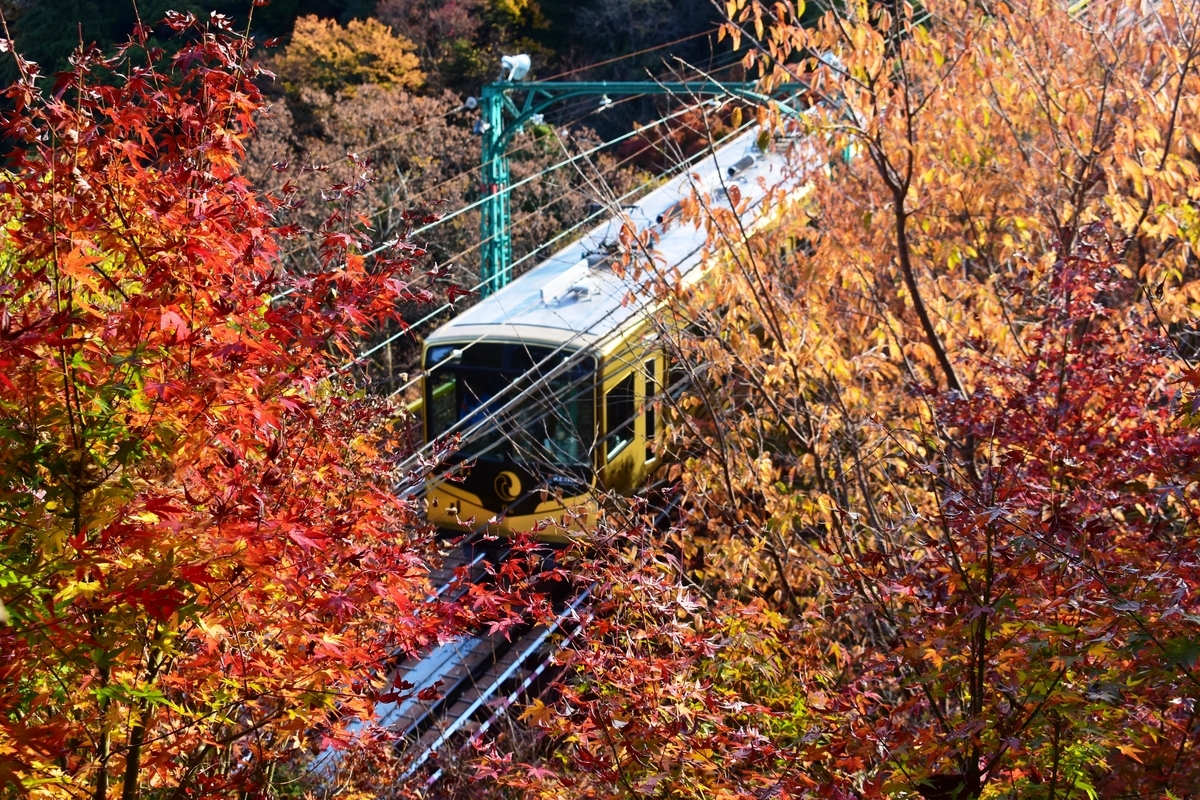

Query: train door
[600,364,640,494]
[600,344,664,495]
[642,351,664,470]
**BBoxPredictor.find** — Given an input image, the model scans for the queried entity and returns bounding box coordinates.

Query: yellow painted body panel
[426,480,597,542]
[420,322,668,540]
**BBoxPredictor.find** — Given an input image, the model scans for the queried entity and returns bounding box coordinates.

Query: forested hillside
[0,0,723,89]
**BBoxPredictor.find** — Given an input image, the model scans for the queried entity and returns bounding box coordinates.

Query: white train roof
[424,126,800,352]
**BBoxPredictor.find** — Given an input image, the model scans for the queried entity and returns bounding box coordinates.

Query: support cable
[347,111,742,375]
[274,48,748,268]
[271,96,730,303]
[545,28,719,80]
[273,48,754,281]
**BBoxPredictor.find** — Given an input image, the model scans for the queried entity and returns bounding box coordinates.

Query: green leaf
[1162,637,1200,669]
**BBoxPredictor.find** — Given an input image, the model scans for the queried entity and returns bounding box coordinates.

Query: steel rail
[399,586,594,780]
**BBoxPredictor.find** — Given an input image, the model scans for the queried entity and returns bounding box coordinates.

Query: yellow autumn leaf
[520,698,555,728]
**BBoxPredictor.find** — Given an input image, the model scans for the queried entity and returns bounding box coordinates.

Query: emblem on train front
[494,471,522,503]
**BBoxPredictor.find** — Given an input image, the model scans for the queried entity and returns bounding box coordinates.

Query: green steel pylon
[477,80,805,295]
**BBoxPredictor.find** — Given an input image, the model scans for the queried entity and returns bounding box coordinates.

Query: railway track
[397,589,591,787]
[304,533,584,789]
[385,489,682,788]
[359,535,586,789]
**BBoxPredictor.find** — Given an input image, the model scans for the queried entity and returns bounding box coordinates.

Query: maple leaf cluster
[478,1,1200,798]
[0,13,517,799]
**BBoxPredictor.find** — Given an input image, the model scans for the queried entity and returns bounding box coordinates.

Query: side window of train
[606,372,635,460]
[425,345,458,439]
[428,376,456,437]
[667,347,690,399]
[644,357,658,460]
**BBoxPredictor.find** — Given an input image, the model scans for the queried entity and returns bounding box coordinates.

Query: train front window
[425,343,595,466]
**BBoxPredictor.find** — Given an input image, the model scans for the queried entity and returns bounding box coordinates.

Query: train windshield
[424,342,595,467]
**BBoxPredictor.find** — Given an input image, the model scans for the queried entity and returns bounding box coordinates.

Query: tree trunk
[121,719,147,800]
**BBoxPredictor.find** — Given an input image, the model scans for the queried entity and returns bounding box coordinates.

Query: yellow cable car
[418,126,808,539]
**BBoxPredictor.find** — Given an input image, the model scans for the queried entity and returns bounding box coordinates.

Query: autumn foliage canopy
[0,12,518,798]
[5,1,1200,799]
[485,0,1200,798]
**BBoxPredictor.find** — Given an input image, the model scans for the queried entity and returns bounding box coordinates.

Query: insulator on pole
[500,54,531,81]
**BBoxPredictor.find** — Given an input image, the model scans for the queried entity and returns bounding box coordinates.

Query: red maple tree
[0,12,522,798]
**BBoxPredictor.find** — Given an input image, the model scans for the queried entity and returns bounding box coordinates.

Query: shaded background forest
[0,0,726,92]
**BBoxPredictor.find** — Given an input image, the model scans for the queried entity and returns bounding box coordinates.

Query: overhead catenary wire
[372,47,750,241]
[544,28,720,80]
[350,31,733,171]
[271,93,642,264]
[260,55,669,215]
[272,48,753,274]
[295,25,721,161]
[269,93,676,294]
[381,101,718,252]
[270,93,734,304]
[348,110,745,379]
